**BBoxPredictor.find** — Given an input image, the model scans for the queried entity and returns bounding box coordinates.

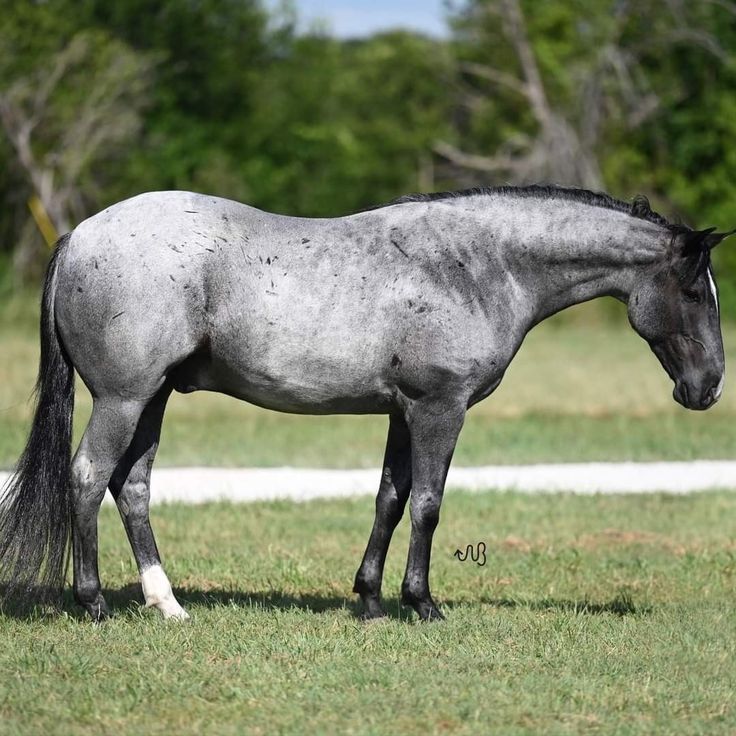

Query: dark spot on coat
[77,286,83,292]
[170,274,176,282]
[184,210,198,214]
[390,238,409,258]
[391,354,402,368]
[457,260,465,268]
[301,238,311,244]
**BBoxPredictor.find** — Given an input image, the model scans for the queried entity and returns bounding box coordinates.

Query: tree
[0,20,155,277]
[440,0,734,190]
[242,31,453,216]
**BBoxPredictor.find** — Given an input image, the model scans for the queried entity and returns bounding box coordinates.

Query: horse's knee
[116,480,150,524]
[411,493,441,533]
[73,579,102,605]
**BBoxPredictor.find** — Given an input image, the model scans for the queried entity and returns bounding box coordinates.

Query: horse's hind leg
[108,385,188,620]
[71,397,147,621]
[353,414,412,619]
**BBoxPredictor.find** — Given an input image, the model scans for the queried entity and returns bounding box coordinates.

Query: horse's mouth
[652,339,722,411]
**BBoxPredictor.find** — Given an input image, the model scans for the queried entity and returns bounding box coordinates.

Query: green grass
[1,491,736,735]
[2,294,736,468]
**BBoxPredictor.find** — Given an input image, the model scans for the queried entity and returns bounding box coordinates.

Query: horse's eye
[683,289,702,304]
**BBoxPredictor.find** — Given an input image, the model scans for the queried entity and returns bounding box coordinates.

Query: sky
[268,0,449,38]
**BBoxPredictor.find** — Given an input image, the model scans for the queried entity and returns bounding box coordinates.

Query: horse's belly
[172,341,395,415]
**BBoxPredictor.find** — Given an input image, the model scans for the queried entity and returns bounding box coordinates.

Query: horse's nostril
[702,384,722,409]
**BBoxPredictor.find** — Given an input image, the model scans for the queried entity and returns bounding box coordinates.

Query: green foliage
[243,31,452,215]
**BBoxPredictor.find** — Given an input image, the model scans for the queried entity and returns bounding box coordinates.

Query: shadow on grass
[105,586,651,619]
[481,592,649,616]
[0,584,649,621]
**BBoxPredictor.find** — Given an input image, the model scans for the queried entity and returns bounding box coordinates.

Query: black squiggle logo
[453,542,487,566]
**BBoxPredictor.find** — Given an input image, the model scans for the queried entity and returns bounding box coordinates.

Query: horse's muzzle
[673,375,723,411]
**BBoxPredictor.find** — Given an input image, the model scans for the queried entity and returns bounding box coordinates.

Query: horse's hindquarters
[54,232,204,400]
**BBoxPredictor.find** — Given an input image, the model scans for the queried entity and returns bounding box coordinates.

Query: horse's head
[628,226,733,410]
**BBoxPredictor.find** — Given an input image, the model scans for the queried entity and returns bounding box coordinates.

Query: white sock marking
[140,565,190,620]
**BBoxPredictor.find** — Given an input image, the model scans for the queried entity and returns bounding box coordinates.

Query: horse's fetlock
[74,581,102,606]
[400,580,427,606]
[353,571,379,597]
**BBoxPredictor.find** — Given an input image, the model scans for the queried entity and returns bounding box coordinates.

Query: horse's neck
[470,199,669,325]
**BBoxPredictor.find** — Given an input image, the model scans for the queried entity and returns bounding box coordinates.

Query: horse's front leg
[401,400,465,621]
[353,414,412,619]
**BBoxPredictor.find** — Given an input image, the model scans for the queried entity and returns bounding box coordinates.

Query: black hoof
[80,593,111,623]
[401,590,445,621]
[358,595,388,621]
[416,602,445,622]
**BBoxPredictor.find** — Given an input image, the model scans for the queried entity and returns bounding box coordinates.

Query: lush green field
[1,491,735,735]
[2,295,736,468]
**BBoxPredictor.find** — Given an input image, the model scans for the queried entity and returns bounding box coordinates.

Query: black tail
[0,233,74,605]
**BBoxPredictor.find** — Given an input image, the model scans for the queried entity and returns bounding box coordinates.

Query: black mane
[370,184,681,230]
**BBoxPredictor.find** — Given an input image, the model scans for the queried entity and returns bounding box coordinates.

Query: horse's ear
[631,195,652,219]
[703,227,736,250]
[681,227,716,258]
[677,226,734,283]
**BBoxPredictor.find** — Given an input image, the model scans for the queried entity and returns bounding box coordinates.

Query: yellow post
[28,195,59,248]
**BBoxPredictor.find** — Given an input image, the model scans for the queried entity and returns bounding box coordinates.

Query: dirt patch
[575,528,665,550]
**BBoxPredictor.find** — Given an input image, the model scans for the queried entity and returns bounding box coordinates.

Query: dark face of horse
[628,228,730,410]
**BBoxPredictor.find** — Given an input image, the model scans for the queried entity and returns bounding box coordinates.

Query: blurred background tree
[1,0,734,311]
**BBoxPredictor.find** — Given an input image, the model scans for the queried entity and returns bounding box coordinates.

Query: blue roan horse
[0,185,731,622]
